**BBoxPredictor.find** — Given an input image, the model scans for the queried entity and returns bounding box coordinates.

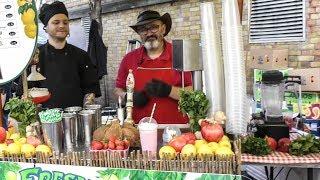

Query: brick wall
[44,0,320,104]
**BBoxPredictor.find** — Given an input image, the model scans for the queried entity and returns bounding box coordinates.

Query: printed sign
[0,0,39,84]
[0,161,241,180]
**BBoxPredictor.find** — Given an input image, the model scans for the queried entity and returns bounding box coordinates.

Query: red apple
[181,132,196,142]
[91,140,103,150]
[266,136,277,151]
[277,138,291,153]
[168,136,187,152]
[201,123,224,142]
[0,127,6,143]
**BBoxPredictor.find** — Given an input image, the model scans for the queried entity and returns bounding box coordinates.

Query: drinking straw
[149,103,157,123]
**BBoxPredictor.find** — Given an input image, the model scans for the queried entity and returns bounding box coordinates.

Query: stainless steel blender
[255,70,289,140]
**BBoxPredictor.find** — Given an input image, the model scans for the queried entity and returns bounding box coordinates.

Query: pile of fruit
[0,127,52,158]
[159,118,234,159]
[91,135,130,151]
[93,121,139,147]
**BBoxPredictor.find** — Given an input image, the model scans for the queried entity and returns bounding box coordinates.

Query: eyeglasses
[137,24,160,35]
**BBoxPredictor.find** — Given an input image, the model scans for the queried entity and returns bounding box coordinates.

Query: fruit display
[159,129,234,160]
[0,127,51,158]
[91,135,130,151]
[93,121,140,147]
[17,0,37,39]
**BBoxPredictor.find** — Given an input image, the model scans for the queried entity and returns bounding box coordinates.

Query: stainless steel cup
[84,104,102,131]
[62,113,76,152]
[42,121,63,154]
[64,106,82,147]
[78,110,95,149]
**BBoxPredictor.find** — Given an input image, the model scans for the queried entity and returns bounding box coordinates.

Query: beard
[144,36,160,50]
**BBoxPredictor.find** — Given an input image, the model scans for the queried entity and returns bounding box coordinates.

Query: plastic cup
[138,117,158,154]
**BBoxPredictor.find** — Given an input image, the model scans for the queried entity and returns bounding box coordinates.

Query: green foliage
[178,90,210,132]
[241,136,271,156]
[4,97,37,135]
[289,134,320,156]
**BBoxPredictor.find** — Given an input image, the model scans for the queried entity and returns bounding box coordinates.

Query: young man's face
[45,14,70,41]
[137,20,166,51]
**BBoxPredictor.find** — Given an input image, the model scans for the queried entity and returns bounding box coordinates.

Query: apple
[277,138,291,153]
[266,136,277,151]
[91,140,103,150]
[201,123,224,142]
[169,136,187,152]
[181,132,196,142]
[0,127,6,143]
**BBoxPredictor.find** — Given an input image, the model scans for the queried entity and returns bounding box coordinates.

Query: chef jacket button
[85,65,88,68]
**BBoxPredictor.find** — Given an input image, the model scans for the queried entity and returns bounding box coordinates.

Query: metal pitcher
[62,113,77,152]
[78,110,95,149]
[42,121,63,154]
[64,106,82,146]
[84,104,101,131]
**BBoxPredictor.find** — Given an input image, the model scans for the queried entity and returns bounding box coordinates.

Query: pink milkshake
[138,117,158,154]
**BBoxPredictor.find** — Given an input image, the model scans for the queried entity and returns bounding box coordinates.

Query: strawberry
[108,141,116,150]
[115,139,124,146]
[116,145,124,150]
[109,135,116,143]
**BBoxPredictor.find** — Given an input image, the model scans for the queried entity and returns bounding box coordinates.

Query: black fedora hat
[130,10,172,36]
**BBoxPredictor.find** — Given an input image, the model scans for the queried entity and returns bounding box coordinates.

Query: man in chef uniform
[115,10,192,124]
[36,1,101,108]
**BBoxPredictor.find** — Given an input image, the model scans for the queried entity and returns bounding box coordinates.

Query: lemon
[7,143,21,155]
[207,142,219,153]
[197,144,212,159]
[21,144,35,158]
[159,145,176,160]
[18,137,27,144]
[181,144,197,159]
[21,8,35,25]
[6,131,11,139]
[195,139,207,150]
[218,140,232,149]
[215,146,234,156]
[0,143,8,157]
[220,135,230,142]
[10,133,20,141]
[24,23,37,38]
[17,0,26,7]
[35,145,52,156]
[6,171,17,180]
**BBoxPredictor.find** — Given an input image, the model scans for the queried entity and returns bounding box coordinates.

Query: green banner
[0,161,241,180]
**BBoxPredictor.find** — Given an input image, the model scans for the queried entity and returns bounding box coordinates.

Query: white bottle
[126,69,135,106]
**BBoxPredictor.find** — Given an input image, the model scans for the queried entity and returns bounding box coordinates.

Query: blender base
[255,123,289,141]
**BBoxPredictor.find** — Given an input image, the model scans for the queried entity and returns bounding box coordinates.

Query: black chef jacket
[35,42,101,109]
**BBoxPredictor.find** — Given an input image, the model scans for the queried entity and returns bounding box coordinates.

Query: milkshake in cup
[138,117,158,154]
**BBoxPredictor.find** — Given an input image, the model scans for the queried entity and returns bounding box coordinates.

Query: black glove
[145,79,172,97]
[133,91,149,107]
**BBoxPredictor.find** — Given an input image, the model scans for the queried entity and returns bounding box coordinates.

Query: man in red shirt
[115,10,192,124]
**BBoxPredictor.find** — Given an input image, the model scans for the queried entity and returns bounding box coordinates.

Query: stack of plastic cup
[221,0,249,135]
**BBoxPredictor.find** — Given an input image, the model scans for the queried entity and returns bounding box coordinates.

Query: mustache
[146,35,157,41]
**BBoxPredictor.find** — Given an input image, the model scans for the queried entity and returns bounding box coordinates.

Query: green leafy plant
[4,97,37,136]
[178,90,209,132]
[289,134,320,156]
[241,136,271,156]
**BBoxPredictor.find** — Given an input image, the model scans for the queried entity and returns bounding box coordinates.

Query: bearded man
[115,10,192,124]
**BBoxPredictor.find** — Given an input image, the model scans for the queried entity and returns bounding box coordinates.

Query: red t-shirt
[116,41,192,89]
